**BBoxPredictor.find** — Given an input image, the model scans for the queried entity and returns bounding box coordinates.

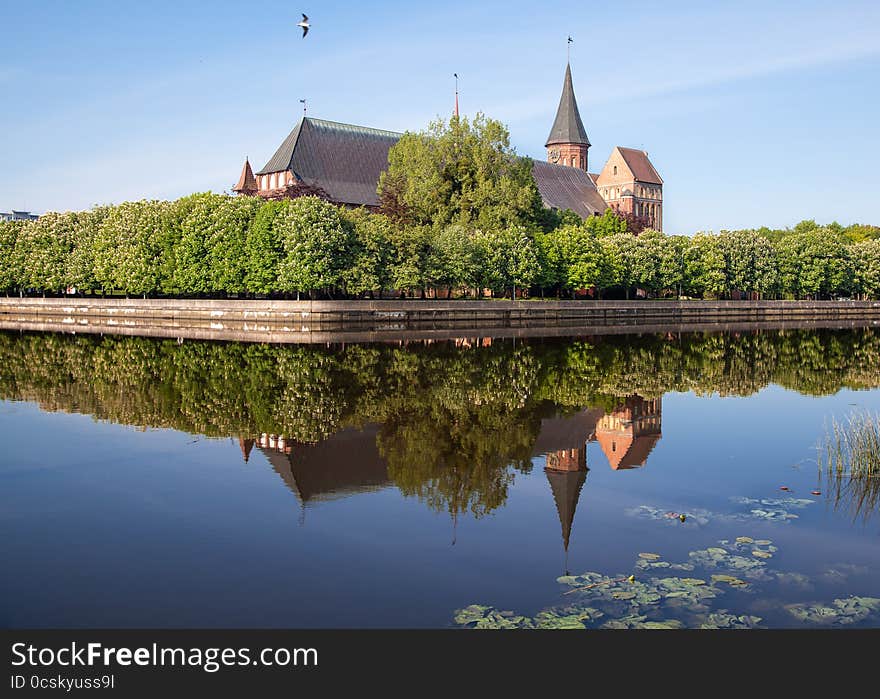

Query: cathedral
[234,63,663,230]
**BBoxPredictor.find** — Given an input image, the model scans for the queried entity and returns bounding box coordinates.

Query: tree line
[2,194,879,300]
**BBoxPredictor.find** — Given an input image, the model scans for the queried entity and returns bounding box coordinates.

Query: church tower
[546,63,591,171]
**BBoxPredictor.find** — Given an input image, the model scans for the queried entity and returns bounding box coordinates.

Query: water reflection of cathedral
[236,394,661,551]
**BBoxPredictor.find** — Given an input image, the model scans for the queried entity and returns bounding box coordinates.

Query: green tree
[0,220,26,293]
[66,207,110,294]
[629,229,666,297]
[606,233,639,298]
[93,200,171,296]
[244,199,286,294]
[584,208,629,238]
[14,211,80,293]
[477,226,539,298]
[275,196,353,297]
[341,208,396,297]
[388,225,433,297]
[546,224,605,297]
[776,230,852,299]
[685,234,726,298]
[378,113,544,230]
[427,224,481,296]
[850,239,880,299]
[168,193,259,295]
[719,229,778,298]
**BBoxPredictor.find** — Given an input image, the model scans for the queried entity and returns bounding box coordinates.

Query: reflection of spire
[238,437,255,462]
[545,466,588,554]
[451,508,457,546]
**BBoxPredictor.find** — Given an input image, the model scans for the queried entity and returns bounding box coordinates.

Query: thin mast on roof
[453,73,459,117]
[300,98,307,116]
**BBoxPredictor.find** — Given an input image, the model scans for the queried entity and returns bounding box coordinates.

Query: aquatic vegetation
[822,411,880,522]
[786,597,880,626]
[729,496,815,522]
[628,497,815,528]
[452,537,880,629]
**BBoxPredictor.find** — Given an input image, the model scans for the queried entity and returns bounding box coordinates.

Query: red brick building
[544,62,664,230]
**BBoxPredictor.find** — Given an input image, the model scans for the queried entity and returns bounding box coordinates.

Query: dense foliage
[2,195,879,300]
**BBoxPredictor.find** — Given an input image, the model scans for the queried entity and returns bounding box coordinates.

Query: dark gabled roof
[531,160,607,219]
[259,425,390,504]
[617,147,663,185]
[257,117,402,207]
[546,63,590,147]
[532,408,603,455]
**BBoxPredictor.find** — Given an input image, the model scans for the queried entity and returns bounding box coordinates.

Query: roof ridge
[306,117,402,138]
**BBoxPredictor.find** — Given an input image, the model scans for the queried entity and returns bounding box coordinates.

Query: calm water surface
[1,328,879,628]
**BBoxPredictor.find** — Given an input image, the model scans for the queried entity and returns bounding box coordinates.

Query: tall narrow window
[613,165,618,176]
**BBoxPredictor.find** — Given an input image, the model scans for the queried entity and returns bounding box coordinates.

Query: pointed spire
[233,157,258,195]
[545,63,590,147]
[545,467,588,552]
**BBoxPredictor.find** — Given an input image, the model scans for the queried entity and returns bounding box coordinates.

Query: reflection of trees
[2,328,880,517]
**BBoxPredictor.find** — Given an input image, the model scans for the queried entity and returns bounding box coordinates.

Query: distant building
[594,147,664,231]
[0,210,39,222]
[235,63,661,224]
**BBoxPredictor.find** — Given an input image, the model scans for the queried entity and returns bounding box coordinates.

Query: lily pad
[786,597,880,626]
[700,612,763,629]
[638,553,661,561]
[735,536,754,544]
[711,574,748,587]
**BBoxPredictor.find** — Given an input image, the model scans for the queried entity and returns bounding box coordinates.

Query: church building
[235,63,662,229]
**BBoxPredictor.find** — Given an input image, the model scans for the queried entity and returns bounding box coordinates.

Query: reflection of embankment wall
[1,298,878,345]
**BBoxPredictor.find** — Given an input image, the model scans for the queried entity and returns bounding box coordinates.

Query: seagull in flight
[297,14,310,38]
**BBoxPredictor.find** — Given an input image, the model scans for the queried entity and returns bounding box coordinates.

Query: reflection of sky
[1,384,879,628]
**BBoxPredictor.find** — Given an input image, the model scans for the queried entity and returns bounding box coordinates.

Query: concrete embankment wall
[0,297,878,344]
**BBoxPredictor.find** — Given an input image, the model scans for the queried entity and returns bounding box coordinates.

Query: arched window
[613,165,618,176]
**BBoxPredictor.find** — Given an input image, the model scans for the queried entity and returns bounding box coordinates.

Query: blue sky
[2,0,878,234]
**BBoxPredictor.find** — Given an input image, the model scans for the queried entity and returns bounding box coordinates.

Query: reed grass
[822,411,880,522]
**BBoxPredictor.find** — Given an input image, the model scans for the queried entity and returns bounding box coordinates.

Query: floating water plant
[452,537,880,629]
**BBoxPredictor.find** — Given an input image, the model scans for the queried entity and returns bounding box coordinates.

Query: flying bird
[297,13,310,38]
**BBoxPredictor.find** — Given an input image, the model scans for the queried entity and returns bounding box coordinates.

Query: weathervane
[567,35,573,62]
[453,73,459,117]
[300,98,307,116]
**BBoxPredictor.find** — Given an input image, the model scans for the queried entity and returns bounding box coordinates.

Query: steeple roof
[546,63,591,148]
[233,158,257,194]
[546,467,588,552]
